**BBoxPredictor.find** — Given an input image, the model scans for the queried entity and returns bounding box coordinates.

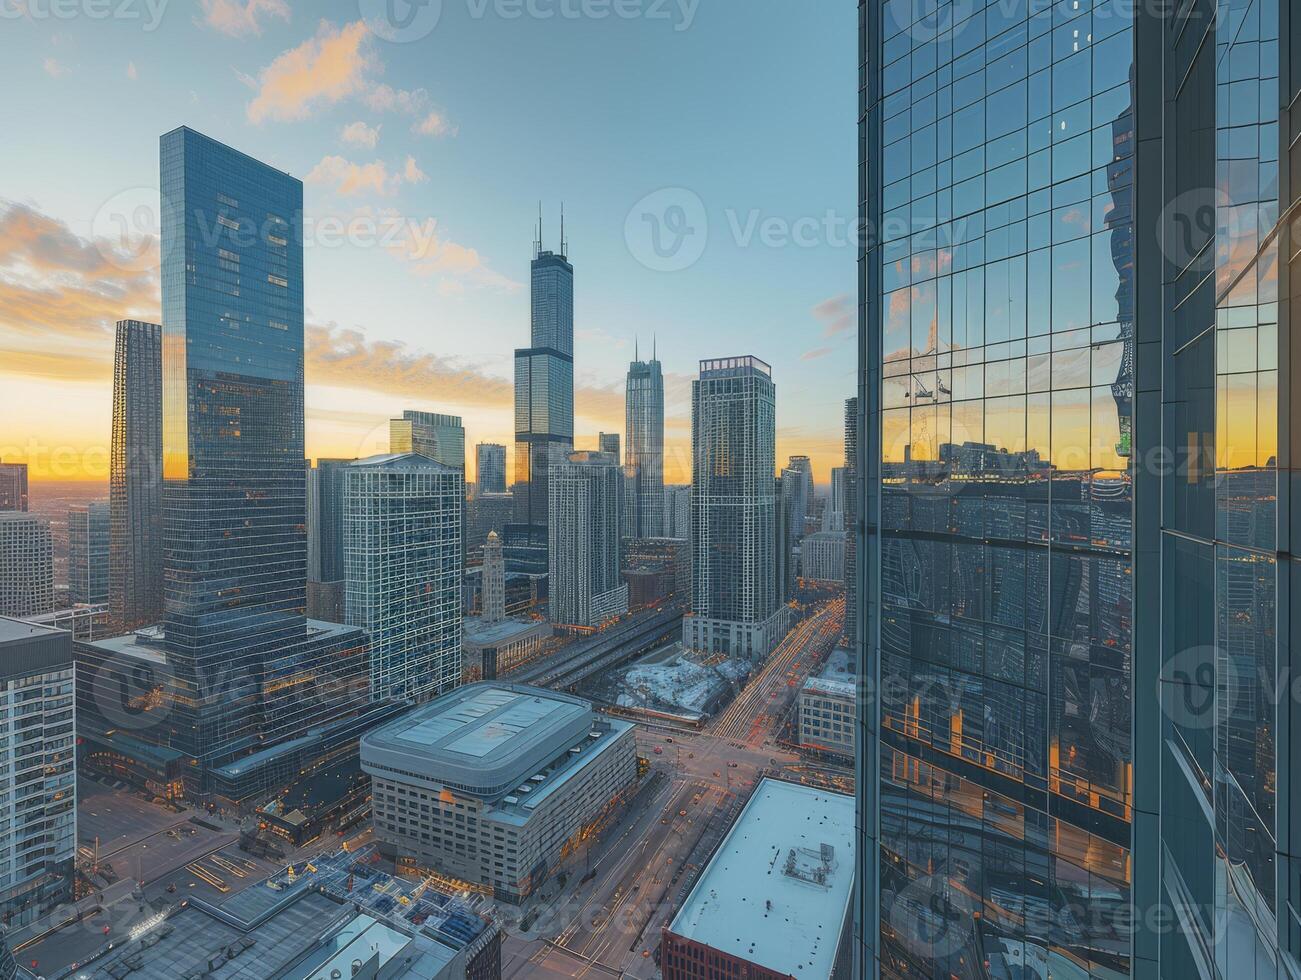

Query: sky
[0,0,857,487]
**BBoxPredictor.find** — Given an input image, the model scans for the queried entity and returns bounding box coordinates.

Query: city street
[504,598,848,979]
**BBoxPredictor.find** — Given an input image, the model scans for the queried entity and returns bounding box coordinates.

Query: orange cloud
[306,155,425,197]
[0,201,159,368]
[200,0,290,37]
[247,20,373,123]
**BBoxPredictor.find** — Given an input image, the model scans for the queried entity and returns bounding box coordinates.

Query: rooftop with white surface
[666,778,855,979]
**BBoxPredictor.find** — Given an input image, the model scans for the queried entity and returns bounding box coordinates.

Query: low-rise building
[461,616,553,682]
[661,779,854,980]
[0,619,76,927]
[362,683,638,902]
[797,676,855,760]
[70,847,500,980]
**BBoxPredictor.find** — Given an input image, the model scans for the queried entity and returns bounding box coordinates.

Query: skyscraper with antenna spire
[508,205,574,571]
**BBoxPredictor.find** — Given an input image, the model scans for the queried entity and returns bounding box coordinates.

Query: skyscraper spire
[534,202,542,259]
[560,202,567,258]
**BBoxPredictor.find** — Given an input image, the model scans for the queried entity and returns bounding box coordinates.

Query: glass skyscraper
[511,227,575,542]
[626,354,666,539]
[109,319,162,631]
[856,0,1295,975]
[157,128,386,800]
[390,410,466,471]
[0,462,27,513]
[68,501,109,605]
[475,443,507,494]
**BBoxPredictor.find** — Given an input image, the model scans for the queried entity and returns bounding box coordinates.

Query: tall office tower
[67,502,109,605]
[475,443,507,494]
[0,462,27,512]
[0,620,76,926]
[0,514,53,617]
[108,319,163,631]
[158,128,386,800]
[390,411,466,471]
[842,396,857,647]
[625,354,665,539]
[548,451,627,628]
[854,0,1301,974]
[682,357,783,660]
[305,457,354,621]
[773,477,792,603]
[599,432,621,458]
[662,484,691,539]
[481,531,505,625]
[825,466,847,532]
[511,217,574,544]
[780,455,814,544]
[345,453,464,702]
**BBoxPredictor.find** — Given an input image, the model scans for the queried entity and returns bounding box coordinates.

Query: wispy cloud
[413,110,457,138]
[246,20,373,123]
[813,293,854,337]
[43,57,69,78]
[306,155,425,197]
[126,61,138,80]
[801,346,833,361]
[340,120,380,148]
[200,0,290,37]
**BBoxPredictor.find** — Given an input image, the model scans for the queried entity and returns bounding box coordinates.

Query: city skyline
[0,2,855,488]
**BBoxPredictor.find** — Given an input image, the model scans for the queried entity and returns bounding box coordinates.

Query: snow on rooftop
[668,778,854,979]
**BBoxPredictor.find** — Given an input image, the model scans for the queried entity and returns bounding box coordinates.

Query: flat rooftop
[362,683,597,798]
[463,616,550,647]
[0,616,63,645]
[667,778,854,979]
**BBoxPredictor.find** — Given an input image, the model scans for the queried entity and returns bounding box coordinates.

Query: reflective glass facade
[512,246,575,540]
[476,443,507,494]
[68,502,109,605]
[160,127,320,780]
[856,0,1299,975]
[626,357,666,539]
[109,319,163,631]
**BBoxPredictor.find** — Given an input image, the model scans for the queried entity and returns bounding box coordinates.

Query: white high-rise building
[482,531,505,625]
[0,514,53,618]
[548,451,627,627]
[683,357,785,660]
[0,619,76,925]
[345,453,464,702]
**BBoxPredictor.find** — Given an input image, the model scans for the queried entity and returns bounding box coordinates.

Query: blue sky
[0,0,856,484]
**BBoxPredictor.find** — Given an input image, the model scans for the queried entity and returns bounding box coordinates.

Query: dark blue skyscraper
[510,213,574,560]
[156,128,387,801]
[625,351,665,540]
[161,127,308,775]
